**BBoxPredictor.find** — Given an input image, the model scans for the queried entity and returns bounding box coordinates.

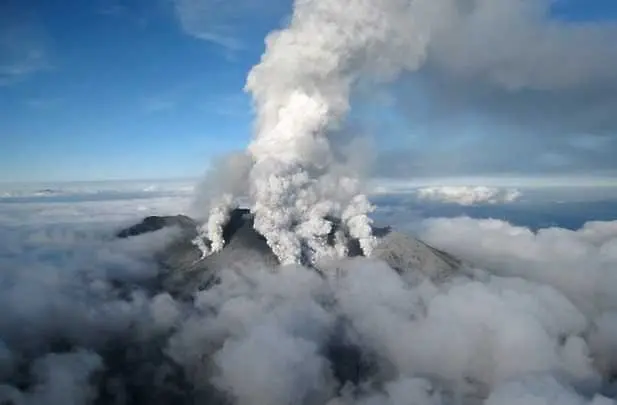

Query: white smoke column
[241,0,430,265]
[342,194,377,256]
[192,152,252,257]
[194,194,235,257]
[207,196,233,253]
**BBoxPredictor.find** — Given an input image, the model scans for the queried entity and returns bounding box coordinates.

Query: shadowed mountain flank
[116,209,462,297]
[1,209,460,405]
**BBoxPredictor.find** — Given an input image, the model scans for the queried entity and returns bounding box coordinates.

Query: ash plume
[198,0,431,264]
[3,0,617,404]
[196,0,617,261]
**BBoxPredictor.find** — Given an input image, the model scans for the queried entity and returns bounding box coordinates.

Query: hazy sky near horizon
[1,0,617,183]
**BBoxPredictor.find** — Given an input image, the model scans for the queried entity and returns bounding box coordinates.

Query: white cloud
[3,188,617,404]
[0,179,195,200]
[0,192,192,403]
[420,215,617,321]
[413,215,617,401]
[415,186,522,205]
[172,0,247,49]
[370,182,523,205]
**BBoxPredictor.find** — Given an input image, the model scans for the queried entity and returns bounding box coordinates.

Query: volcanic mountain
[118,208,462,299]
[0,209,460,405]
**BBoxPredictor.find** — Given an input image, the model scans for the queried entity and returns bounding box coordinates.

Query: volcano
[0,210,465,405]
[118,208,462,298]
[105,209,464,403]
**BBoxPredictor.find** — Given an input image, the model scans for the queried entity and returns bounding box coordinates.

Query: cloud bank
[0,198,187,404]
[2,193,617,404]
[415,186,522,205]
[420,217,617,318]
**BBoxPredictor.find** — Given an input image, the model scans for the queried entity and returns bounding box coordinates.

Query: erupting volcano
[3,0,617,404]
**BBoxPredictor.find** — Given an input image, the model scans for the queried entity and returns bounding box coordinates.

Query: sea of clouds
[1,180,617,404]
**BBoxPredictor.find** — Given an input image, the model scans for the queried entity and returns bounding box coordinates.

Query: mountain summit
[118,208,462,298]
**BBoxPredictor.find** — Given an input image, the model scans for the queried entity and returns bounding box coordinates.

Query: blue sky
[0,0,290,182]
[1,0,617,183]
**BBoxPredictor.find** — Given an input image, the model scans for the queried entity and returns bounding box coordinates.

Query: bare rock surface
[114,209,462,298]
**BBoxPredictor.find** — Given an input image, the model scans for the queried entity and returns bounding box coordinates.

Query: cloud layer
[2,190,617,404]
[0,196,188,404]
[415,186,521,205]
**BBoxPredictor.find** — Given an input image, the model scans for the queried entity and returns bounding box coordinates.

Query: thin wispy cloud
[141,96,177,113]
[97,3,128,17]
[23,97,64,110]
[200,93,251,118]
[96,1,150,29]
[0,43,50,86]
[0,4,51,86]
[172,0,247,50]
[171,0,289,51]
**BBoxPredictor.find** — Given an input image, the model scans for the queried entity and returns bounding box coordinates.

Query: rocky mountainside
[120,209,462,299]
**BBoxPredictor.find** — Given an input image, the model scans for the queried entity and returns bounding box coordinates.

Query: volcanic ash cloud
[199,0,432,265]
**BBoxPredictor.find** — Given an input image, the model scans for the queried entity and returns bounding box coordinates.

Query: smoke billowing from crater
[199,0,431,264]
[197,0,617,264]
[4,0,617,404]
